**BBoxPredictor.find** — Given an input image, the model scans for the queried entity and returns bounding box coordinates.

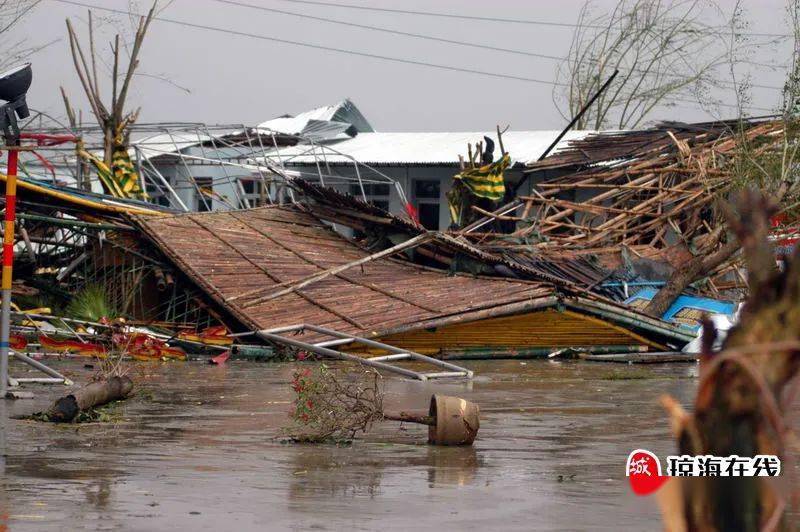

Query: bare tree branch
[63,1,157,166]
[556,0,740,129]
[113,2,155,120]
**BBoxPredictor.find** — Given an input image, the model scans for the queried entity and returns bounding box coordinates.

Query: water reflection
[84,478,112,509]
[425,446,479,487]
[287,444,384,506]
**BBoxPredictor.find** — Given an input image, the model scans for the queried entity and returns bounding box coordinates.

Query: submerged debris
[284,364,480,446]
[32,376,134,423]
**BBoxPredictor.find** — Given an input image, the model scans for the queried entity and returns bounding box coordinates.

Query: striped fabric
[78,138,146,200]
[80,148,124,198]
[452,153,511,201]
[111,145,146,199]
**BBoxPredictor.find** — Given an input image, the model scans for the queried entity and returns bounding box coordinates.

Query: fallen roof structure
[292,178,630,295]
[513,118,783,251]
[129,100,371,162]
[452,118,790,302]
[1,173,174,218]
[256,98,374,139]
[133,204,695,357]
[526,118,754,171]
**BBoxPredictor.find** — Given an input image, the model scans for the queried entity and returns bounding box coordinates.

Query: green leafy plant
[65,284,117,322]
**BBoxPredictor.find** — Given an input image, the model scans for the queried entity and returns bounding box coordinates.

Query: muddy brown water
[0,358,785,531]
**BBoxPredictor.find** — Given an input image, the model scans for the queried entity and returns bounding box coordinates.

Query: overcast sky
[8,0,794,132]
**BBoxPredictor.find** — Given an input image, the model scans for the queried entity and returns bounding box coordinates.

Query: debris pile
[4,115,796,367]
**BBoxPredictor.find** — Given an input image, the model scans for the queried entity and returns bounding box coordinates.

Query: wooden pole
[383,411,435,426]
[511,69,620,195]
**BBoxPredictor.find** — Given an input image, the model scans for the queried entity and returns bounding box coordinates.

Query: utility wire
[274,0,794,39]
[50,0,566,85]
[212,0,785,92]
[214,0,563,60]
[49,0,776,113]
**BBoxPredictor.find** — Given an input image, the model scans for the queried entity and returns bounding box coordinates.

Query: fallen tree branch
[644,238,740,318]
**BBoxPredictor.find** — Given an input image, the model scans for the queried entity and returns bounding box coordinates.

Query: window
[195,177,213,211]
[240,178,256,195]
[349,182,391,214]
[412,179,442,229]
[414,180,440,199]
[146,183,173,208]
[370,199,389,211]
[156,194,172,208]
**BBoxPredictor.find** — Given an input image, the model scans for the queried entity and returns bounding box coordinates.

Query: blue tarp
[625,287,735,332]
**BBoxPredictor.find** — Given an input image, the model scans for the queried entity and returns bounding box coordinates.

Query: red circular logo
[626,449,668,495]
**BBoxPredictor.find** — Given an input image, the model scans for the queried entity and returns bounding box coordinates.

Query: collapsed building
[2,115,796,363]
[133,200,693,357]
[0,167,694,360]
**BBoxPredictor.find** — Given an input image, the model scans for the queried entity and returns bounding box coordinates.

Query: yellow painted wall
[368,308,658,355]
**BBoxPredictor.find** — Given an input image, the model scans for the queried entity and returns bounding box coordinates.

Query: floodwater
[0,357,762,530]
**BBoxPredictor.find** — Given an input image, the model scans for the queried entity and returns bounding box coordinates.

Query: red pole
[3,149,18,279]
[0,148,18,396]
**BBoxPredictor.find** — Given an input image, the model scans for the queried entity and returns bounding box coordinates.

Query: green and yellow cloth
[447,154,511,227]
[111,143,146,199]
[452,153,511,201]
[77,136,147,200]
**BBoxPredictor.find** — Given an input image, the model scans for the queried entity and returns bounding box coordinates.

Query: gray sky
[9,0,794,132]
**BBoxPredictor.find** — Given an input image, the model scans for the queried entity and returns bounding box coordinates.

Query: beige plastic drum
[428,394,480,446]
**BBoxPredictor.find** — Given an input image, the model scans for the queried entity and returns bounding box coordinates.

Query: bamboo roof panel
[136,206,556,341]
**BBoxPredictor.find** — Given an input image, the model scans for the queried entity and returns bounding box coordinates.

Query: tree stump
[659,191,799,531]
[47,376,134,423]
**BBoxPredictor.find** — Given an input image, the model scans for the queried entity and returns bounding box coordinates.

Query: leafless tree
[284,364,385,443]
[722,0,800,206]
[554,0,733,130]
[0,1,51,72]
[61,2,156,165]
[782,0,800,122]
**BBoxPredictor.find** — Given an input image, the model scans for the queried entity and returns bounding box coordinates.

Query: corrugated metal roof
[131,100,375,161]
[256,98,374,138]
[260,130,594,166]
